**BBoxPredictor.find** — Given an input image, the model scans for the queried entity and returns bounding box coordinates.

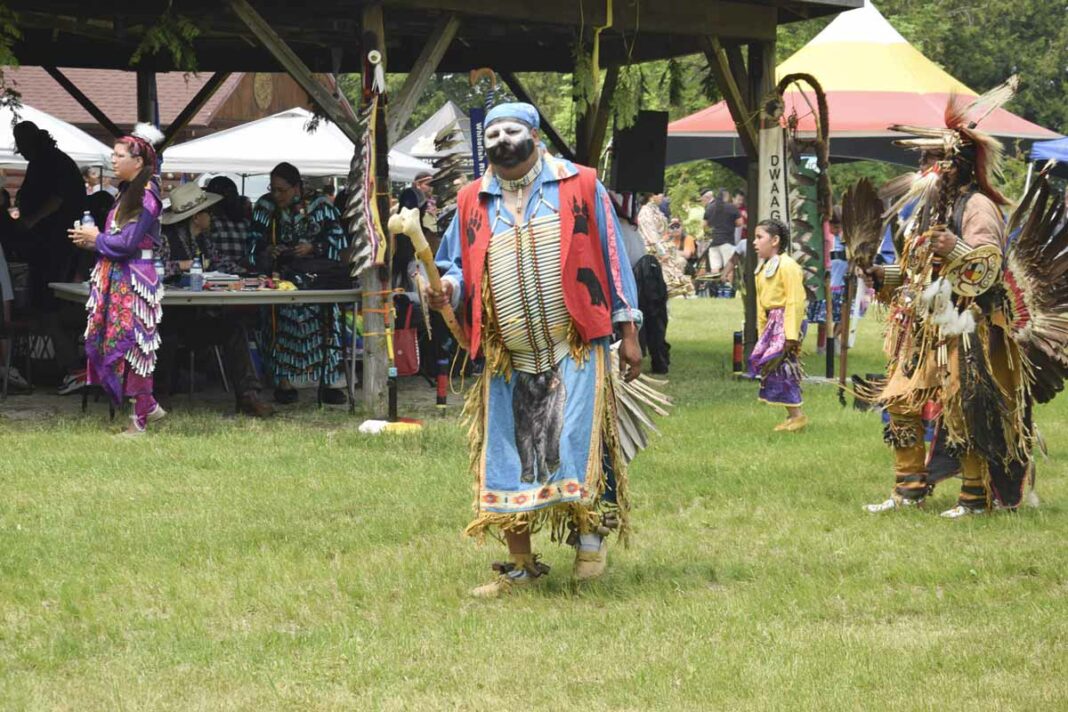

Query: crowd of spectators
[0,123,357,415]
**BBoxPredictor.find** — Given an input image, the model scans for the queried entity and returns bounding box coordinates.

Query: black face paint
[487,138,536,169]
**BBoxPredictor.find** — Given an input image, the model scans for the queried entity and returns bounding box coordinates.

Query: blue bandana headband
[484,102,540,129]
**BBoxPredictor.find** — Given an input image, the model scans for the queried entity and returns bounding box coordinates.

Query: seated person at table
[156,183,272,417]
[156,183,218,277]
[205,176,252,275]
[248,162,348,405]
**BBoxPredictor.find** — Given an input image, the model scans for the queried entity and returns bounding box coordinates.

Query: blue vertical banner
[469,107,487,178]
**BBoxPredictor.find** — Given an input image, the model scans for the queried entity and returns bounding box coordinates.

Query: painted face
[754,225,780,260]
[485,120,536,169]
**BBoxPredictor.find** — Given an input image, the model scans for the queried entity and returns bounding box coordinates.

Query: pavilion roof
[6,0,862,73]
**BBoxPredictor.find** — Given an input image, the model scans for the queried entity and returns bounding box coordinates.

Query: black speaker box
[610,110,668,194]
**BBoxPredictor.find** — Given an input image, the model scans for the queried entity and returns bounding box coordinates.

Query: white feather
[924,278,976,336]
[132,122,165,147]
[921,278,945,308]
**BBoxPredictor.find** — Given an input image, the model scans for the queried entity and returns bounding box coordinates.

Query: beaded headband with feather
[119,122,165,168]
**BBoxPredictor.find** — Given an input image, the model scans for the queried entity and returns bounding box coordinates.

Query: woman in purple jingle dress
[68,124,165,435]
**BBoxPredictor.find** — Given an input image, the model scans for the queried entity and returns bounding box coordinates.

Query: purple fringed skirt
[748,308,805,407]
[84,244,162,404]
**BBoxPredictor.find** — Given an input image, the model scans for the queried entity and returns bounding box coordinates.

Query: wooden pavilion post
[135,68,157,125]
[361,3,391,417]
[744,39,776,355]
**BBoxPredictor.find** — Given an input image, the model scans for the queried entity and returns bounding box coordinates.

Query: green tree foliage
[336,0,1061,208]
[129,5,200,73]
[0,3,21,112]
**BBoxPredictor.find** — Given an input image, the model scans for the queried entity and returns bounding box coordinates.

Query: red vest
[456,164,613,358]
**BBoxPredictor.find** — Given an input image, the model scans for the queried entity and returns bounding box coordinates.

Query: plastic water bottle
[80,210,95,229]
[189,257,204,292]
[154,258,165,281]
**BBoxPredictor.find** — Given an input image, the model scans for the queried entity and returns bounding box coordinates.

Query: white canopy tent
[0,102,112,168]
[393,101,472,159]
[161,107,431,182]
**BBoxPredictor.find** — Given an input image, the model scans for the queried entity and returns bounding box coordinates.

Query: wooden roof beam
[498,70,576,163]
[386,14,460,143]
[160,72,232,150]
[383,0,775,40]
[42,66,124,138]
[702,35,757,158]
[227,0,361,144]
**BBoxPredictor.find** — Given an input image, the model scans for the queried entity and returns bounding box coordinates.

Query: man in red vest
[429,102,643,597]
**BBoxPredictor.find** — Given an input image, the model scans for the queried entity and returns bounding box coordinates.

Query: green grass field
[2,297,1066,710]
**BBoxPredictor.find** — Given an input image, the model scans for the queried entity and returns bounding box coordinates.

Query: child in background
[748,218,808,432]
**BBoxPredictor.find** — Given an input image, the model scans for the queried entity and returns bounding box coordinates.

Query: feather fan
[840,178,883,270]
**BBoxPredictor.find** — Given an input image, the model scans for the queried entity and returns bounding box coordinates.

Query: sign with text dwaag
[758,127,790,224]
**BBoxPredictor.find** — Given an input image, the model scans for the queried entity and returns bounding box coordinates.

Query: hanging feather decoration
[429,119,466,233]
[787,158,823,304]
[840,177,884,270]
[880,168,941,247]
[778,73,832,308]
[609,343,673,463]
[342,96,385,276]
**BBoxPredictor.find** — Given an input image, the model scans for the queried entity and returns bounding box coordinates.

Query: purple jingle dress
[747,253,807,407]
[84,179,163,404]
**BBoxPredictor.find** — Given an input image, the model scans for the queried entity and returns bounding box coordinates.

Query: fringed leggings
[885,405,988,508]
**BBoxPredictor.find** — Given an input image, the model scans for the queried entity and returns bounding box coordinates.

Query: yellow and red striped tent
[667,0,1060,168]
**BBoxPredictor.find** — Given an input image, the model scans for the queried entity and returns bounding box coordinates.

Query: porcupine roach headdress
[879,75,1018,245]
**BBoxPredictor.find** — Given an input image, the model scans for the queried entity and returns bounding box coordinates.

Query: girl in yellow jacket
[747,218,808,432]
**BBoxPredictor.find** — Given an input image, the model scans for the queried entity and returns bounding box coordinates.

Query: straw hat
[162,183,223,225]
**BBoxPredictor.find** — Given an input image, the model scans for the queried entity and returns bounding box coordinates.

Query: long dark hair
[270,162,303,197]
[757,218,790,253]
[206,176,245,222]
[113,137,156,225]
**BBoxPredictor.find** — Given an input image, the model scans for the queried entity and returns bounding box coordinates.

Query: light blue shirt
[435,155,642,326]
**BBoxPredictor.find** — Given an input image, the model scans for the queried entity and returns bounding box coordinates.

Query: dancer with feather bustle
[855,77,1067,517]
